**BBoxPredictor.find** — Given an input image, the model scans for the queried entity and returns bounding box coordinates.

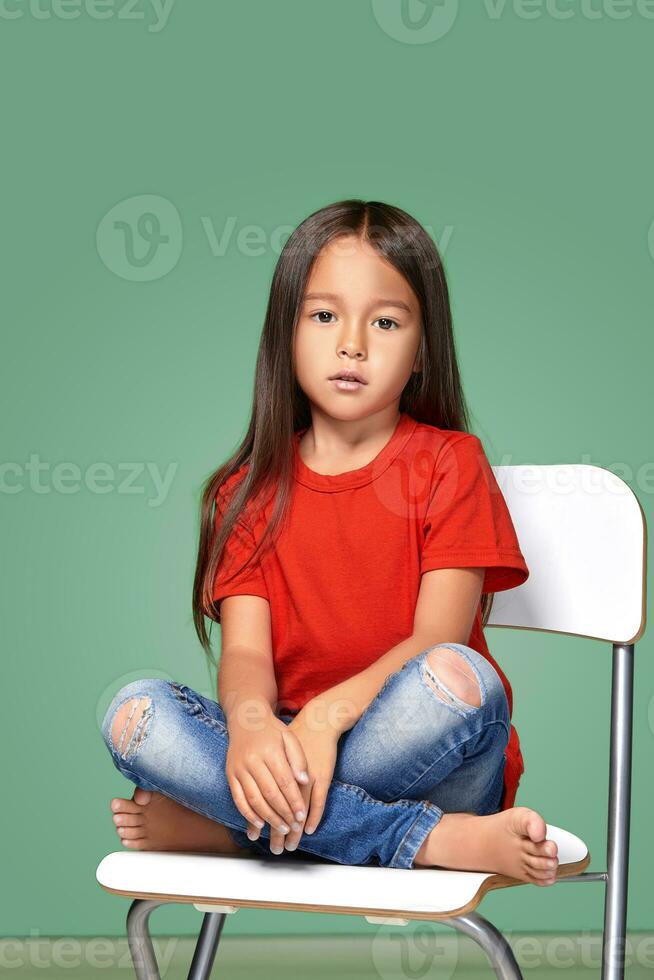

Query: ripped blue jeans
[100,642,510,870]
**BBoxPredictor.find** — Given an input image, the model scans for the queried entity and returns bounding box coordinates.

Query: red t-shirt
[212,412,529,810]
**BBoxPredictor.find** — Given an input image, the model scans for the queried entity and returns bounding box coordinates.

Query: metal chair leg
[126,899,228,980]
[602,643,634,980]
[126,899,169,980]
[187,911,228,979]
[446,911,523,980]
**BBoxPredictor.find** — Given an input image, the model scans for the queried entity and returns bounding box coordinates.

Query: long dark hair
[193,199,495,664]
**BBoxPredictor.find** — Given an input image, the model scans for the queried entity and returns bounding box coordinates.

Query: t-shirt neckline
[293,412,418,491]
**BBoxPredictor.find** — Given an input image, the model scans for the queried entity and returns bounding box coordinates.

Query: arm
[300,567,485,736]
[217,593,311,838]
[217,594,278,733]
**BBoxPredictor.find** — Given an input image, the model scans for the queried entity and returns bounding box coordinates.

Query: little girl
[102,199,559,884]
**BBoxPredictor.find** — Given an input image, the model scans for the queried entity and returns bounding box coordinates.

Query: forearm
[303,632,446,737]
[217,644,278,734]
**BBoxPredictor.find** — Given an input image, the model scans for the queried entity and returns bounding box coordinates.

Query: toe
[111,797,141,814]
[527,854,558,872]
[527,865,557,880]
[523,809,547,844]
[113,813,145,828]
[530,874,556,887]
[531,839,558,859]
[122,837,147,849]
[525,839,558,860]
[133,788,153,805]
[117,825,145,840]
[523,865,556,886]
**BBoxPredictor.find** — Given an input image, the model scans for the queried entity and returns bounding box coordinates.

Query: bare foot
[110,788,251,856]
[414,806,559,885]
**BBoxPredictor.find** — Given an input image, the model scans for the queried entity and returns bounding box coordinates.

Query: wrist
[297,697,351,738]
[223,694,275,737]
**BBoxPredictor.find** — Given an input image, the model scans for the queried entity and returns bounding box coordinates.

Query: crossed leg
[106,646,484,854]
[422,645,483,709]
[107,694,248,856]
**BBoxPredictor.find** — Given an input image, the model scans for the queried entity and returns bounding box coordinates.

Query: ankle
[414,812,477,868]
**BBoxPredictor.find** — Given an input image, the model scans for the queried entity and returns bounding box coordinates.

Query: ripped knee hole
[423,647,482,709]
[111,697,152,759]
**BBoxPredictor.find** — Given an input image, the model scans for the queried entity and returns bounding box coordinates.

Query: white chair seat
[96,822,590,922]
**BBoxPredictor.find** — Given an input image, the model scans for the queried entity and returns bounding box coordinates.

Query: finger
[305,779,328,835]
[245,819,262,841]
[280,728,310,785]
[284,781,312,852]
[240,767,291,834]
[266,748,308,823]
[269,823,287,854]
[248,758,298,831]
[228,775,265,835]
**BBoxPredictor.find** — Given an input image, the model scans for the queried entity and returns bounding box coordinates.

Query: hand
[267,702,340,855]
[225,704,310,840]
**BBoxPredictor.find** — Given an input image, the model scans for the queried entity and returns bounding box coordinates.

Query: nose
[336,320,366,360]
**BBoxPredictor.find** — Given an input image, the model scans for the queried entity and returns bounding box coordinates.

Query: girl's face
[293,235,422,422]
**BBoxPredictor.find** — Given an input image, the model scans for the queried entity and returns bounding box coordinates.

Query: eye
[310,311,400,330]
[310,311,336,324]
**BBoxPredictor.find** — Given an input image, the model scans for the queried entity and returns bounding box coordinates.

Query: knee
[422,645,483,710]
[101,678,168,761]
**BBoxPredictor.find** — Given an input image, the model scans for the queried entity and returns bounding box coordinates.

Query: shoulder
[214,462,253,522]
[216,463,250,501]
[215,461,274,533]
[407,420,483,467]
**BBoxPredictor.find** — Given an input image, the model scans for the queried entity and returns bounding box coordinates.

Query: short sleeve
[211,489,270,620]
[421,434,529,593]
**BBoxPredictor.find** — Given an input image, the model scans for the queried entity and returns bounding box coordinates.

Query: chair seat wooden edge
[95,850,591,923]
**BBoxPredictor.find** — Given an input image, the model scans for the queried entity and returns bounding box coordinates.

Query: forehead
[304,237,418,313]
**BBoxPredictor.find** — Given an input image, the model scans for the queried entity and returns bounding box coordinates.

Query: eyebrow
[303,292,413,314]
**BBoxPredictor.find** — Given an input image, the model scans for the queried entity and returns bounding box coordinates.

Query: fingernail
[291,821,301,831]
[297,771,309,783]
[278,823,290,833]
[305,826,314,835]
[295,810,305,820]
[254,819,264,828]
[270,843,283,854]
[246,829,259,841]
[285,841,298,851]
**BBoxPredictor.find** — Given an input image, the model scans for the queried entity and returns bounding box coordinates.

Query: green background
[1,0,651,939]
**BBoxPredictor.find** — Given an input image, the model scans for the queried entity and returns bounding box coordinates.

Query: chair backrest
[487,464,647,644]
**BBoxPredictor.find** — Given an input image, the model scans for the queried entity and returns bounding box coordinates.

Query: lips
[328,371,367,384]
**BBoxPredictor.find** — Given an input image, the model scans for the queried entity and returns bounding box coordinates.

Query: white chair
[96,462,646,980]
